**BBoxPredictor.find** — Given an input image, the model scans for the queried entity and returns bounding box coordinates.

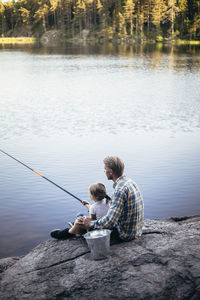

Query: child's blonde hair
[89,183,111,204]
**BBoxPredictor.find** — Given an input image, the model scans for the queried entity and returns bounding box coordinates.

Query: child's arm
[82,200,90,212]
[82,201,97,220]
[89,204,96,220]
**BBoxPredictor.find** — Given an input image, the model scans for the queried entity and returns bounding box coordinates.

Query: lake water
[0,43,200,258]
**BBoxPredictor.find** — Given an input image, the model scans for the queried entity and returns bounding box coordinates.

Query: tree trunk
[54,11,57,29]
[43,15,46,32]
[130,15,133,36]
[171,5,174,36]
[93,0,97,25]
[79,16,82,35]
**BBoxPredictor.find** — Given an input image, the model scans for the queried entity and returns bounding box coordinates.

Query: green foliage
[104,25,114,40]
[156,34,163,42]
[151,0,167,27]
[19,7,30,24]
[0,0,199,41]
[123,0,134,36]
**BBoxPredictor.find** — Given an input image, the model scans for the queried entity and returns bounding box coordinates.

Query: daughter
[50,182,110,239]
[84,182,110,220]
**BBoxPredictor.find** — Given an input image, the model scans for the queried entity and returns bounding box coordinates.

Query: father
[51,156,144,241]
[77,156,144,241]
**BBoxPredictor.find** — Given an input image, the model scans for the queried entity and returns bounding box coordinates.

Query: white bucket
[84,229,112,260]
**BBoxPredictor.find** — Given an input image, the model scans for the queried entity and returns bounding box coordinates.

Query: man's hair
[103,156,124,177]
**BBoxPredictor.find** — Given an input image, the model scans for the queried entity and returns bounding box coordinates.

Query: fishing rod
[0,149,83,203]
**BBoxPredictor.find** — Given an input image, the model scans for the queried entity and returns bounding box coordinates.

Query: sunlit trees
[177,0,188,38]
[34,1,49,32]
[143,0,153,35]
[189,0,200,39]
[19,7,30,24]
[73,0,86,35]
[123,0,135,36]
[50,0,60,29]
[151,0,167,28]
[167,0,179,36]
[113,10,126,39]
[0,0,199,41]
[151,0,167,36]
[0,0,6,35]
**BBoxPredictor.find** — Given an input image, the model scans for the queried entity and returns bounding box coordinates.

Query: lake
[0,42,200,258]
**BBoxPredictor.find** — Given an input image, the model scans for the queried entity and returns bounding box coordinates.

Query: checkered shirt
[93,175,144,241]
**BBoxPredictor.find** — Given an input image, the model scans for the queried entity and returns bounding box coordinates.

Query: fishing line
[0,149,83,203]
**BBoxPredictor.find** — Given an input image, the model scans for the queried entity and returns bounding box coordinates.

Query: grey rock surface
[40,30,61,46]
[0,257,21,274]
[0,216,199,299]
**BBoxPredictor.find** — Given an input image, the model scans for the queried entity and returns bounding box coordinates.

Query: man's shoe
[50,228,74,239]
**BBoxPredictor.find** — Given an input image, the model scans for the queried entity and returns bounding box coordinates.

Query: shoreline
[0,215,199,261]
[0,37,36,44]
[0,36,200,46]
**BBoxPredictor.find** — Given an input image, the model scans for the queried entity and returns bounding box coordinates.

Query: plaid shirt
[93,175,144,241]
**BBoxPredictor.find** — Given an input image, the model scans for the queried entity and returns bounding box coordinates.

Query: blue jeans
[76,213,84,218]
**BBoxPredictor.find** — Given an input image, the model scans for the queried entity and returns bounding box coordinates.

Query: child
[68,183,110,237]
[84,182,110,220]
[50,183,110,239]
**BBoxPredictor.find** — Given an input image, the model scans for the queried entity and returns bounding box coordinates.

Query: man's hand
[76,216,91,231]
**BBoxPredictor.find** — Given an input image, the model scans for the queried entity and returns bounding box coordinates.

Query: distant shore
[1,36,200,46]
[0,37,36,44]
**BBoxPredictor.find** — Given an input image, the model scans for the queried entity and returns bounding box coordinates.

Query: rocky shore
[0,216,200,299]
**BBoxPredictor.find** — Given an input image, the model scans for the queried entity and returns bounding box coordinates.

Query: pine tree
[143,0,153,35]
[123,0,135,36]
[151,0,167,30]
[84,0,93,29]
[0,0,6,35]
[73,0,86,35]
[34,1,49,32]
[112,4,126,39]
[61,0,73,35]
[167,0,179,37]
[3,0,15,31]
[19,7,30,24]
[177,0,188,38]
[134,0,145,38]
[50,0,60,29]
[189,0,200,39]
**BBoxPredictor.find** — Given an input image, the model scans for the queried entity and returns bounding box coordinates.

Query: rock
[80,29,90,40]
[0,257,21,274]
[0,216,200,299]
[6,25,33,37]
[40,30,61,46]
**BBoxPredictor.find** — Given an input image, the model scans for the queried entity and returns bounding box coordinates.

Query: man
[77,156,144,241]
[51,156,144,241]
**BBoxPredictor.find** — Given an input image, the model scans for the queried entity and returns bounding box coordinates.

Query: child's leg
[69,220,86,237]
[67,213,84,229]
[76,213,84,218]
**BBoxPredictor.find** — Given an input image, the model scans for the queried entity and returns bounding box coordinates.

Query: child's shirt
[89,199,109,220]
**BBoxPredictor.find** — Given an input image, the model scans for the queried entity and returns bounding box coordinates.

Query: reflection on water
[0,44,199,139]
[1,41,200,67]
[0,43,200,258]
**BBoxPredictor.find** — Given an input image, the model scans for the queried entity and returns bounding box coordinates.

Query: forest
[0,0,200,42]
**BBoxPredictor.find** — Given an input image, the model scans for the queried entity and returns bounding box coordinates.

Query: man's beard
[107,174,113,180]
